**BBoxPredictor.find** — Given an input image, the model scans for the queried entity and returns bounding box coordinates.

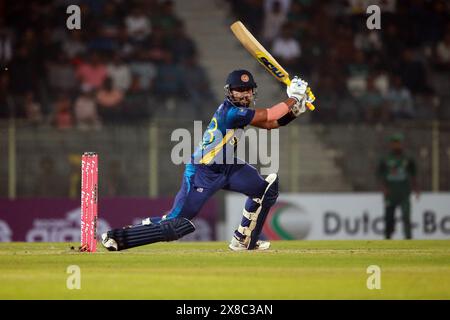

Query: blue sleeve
[226,107,255,128]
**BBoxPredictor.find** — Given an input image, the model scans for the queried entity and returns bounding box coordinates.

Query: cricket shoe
[228,237,271,251]
[101,233,118,251]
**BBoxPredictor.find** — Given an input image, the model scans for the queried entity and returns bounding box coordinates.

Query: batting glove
[287,76,308,116]
[287,76,308,96]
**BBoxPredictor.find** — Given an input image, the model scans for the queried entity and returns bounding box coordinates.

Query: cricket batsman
[102,69,314,251]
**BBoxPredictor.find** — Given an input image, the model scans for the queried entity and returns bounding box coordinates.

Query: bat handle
[306,87,316,111]
[285,79,316,111]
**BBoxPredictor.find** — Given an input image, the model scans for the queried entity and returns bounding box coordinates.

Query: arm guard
[277,110,297,126]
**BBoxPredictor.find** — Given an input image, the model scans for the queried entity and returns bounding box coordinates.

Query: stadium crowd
[229,0,450,123]
[0,0,215,129]
[1,0,449,128]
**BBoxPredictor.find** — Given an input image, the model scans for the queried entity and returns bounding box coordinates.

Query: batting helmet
[225,69,257,90]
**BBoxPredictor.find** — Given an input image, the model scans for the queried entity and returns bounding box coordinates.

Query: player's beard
[230,91,254,107]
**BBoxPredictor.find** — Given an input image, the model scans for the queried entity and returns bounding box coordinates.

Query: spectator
[122,75,152,121]
[80,0,106,17]
[115,27,135,59]
[51,93,74,130]
[62,30,87,60]
[169,21,196,64]
[228,0,264,35]
[431,0,450,44]
[152,0,181,35]
[0,21,13,65]
[264,0,291,16]
[347,50,369,78]
[354,31,382,54]
[76,52,108,90]
[346,50,369,97]
[287,1,311,38]
[154,52,183,101]
[398,48,428,94]
[87,27,118,54]
[24,92,43,125]
[96,77,124,122]
[372,69,390,97]
[107,53,132,91]
[346,0,366,14]
[358,76,388,123]
[124,6,151,43]
[129,49,157,91]
[100,2,122,39]
[262,0,287,45]
[180,55,215,118]
[145,26,170,64]
[272,23,301,72]
[386,76,414,120]
[436,32,450,70]
[47,52,77,93]
[243,0,265,35]
[74,87,101,130]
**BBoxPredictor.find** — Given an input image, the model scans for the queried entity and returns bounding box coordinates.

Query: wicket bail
[80,152,98,252]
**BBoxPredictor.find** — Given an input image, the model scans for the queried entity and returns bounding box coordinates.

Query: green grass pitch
[1,240,449,299]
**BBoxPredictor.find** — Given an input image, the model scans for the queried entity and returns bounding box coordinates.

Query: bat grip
[306,102,315,111]
[306,87,315,111]
[285,79,316,111]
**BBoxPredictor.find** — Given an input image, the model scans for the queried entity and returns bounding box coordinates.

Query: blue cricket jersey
[192,98,255,165]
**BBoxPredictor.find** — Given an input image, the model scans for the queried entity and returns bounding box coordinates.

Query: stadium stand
[1,1,449,197]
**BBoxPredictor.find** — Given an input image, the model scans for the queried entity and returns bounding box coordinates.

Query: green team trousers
[384,196,412,239]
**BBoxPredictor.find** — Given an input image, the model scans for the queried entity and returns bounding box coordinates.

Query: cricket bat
[230,21,315,111]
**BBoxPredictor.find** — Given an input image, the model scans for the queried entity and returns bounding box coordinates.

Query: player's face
[390,141,403,153]
[230,88,254,106]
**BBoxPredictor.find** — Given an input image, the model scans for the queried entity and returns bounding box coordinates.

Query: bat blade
[230,21,315,110]
[230,21,291,86]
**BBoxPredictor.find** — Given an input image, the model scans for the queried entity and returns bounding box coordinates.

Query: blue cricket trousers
[164,161,268,220]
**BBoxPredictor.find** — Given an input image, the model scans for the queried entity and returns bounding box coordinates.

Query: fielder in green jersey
[377,133,419,239]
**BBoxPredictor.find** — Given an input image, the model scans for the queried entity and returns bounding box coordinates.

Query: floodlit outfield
[0,240,449,299]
